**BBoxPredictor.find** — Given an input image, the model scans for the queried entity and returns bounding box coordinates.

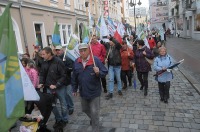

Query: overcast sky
[135,0,149,8]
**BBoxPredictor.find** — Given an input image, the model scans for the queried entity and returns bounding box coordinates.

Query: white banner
[19,61,40,101]
[65,34,80,61]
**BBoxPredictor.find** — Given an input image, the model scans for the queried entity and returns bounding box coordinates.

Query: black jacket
[57,53,74,86]
[102,38,122,66]
[39,56,67,88]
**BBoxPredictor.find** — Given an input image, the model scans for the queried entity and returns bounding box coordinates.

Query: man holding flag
[71,43,108,132]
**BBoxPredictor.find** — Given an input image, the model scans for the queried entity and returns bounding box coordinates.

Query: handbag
[145,57,154,65]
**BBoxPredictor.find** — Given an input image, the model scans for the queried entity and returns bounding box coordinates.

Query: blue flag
[0,3,25,132]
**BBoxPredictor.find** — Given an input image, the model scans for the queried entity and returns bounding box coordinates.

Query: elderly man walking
[71,43,108,132]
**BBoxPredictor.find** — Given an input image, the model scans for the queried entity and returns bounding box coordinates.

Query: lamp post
[129,0,142,33]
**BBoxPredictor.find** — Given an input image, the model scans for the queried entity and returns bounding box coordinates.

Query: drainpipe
[19,0,29,54]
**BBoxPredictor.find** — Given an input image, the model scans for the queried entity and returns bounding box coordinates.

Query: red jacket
[90,42,106,63]
[148,38,156,49]
[120,47,134,70]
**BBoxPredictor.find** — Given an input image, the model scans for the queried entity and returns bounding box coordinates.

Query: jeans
[65,85,74,111]
[81,97,100,132]
[108,66,122,93]
[47,85,68,122]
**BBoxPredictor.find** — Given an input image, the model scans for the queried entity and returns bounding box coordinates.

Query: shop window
[194,14,200,31]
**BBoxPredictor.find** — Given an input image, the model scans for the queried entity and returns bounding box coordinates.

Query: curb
[179,69,200,95]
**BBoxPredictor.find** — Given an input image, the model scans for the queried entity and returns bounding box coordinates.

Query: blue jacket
[153,54,173,82]
[71,56,108,99]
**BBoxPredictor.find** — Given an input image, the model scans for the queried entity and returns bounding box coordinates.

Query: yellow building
[0,0,99,57]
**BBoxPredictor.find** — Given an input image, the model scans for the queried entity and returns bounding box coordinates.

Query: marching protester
[90,35,107,93]
[134,40,154,96]
[153,41,162,57]
[55,45,74,115]
[120,40,134,89]
[147,35,156,50]
[71,43,108,132]
[102,37,123,100]
[38,47,69,129]
[153,46,173,103]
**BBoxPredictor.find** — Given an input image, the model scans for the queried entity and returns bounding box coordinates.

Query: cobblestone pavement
[166,37,200,93]
[40,70,200,132]
[11,37,200,132]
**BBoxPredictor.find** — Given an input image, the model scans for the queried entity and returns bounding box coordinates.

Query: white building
[149,0,169,29]
[168,0,200,40]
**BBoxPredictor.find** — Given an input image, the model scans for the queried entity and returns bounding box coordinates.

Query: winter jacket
[102,39,122,66]
[57,54,74,86]
[120,47,134,70]
[25,68,39,88]
[39,56,67,88]
[148,38,156,50]
[91,42,106,63]
[134,46,154,72]
[71,56,108,99]
[153,54,173,82]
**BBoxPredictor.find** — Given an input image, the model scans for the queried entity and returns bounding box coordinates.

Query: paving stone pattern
[45,70,200,132]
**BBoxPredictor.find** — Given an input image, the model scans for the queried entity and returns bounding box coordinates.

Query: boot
[122,84,127,90]
[144,88,148,96]
[105,93,113,100]
[103,87,107,93]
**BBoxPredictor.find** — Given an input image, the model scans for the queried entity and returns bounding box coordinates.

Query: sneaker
[105,93,113,100]
[164,100,168,104]
[160,98,164,101]
[69,109,74,115]
[140,86,143,90]
[118,90,123,95]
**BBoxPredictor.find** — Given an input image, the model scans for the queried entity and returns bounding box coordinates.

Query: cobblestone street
[44,70,200,132]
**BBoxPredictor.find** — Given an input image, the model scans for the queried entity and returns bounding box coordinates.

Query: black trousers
[101,77,107,91]
[34,91,54,126]
[137,71,149,89]
[121,70,132,86]
[158,81,170,100]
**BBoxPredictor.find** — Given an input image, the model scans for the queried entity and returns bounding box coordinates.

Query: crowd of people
[17,29,174,132]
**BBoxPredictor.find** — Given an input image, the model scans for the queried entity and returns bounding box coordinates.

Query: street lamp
[129,0,142,33]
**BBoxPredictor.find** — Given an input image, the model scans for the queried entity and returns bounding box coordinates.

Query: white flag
[100,16,109,39]
[19,61,40,101]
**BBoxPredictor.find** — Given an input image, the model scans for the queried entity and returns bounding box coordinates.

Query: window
[64,0,70,5]
[59,24,72,46]
[62,25,67,44]
[34,24,43,48]
[194,14,200,31]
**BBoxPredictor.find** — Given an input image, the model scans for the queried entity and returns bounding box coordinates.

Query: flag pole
[88,27,96,67]
[63,34,72,61]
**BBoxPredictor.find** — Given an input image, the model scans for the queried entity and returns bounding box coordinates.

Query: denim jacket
[153,54,173,82]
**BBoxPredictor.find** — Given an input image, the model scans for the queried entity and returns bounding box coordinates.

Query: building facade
[0,0,98,57]
[149,0,169,29]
